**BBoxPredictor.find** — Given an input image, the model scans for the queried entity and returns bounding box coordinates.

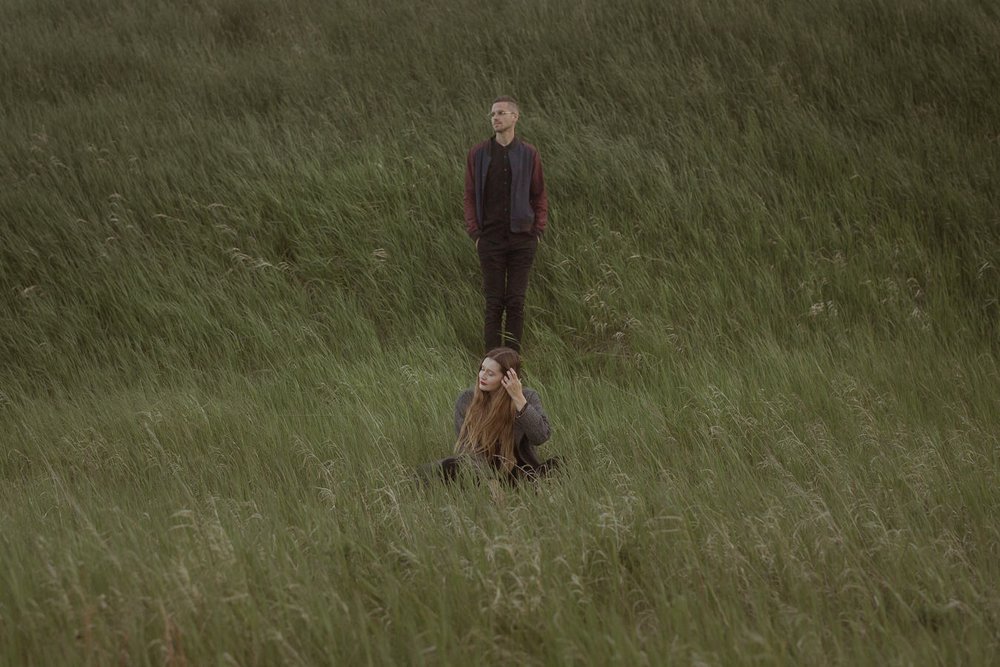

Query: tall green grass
[2,0,998,663]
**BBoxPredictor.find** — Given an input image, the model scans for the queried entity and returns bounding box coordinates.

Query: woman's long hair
[454,347,521,472]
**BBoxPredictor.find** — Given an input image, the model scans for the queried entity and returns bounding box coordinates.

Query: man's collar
[492,135,519,148]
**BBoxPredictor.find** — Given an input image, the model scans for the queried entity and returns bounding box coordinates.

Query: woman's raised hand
[501,369,527,411]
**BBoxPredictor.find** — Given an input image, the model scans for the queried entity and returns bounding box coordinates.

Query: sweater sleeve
[515,388,551,447]
[454,388,474,439]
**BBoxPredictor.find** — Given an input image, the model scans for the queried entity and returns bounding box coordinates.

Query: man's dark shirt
[481,138,512,242]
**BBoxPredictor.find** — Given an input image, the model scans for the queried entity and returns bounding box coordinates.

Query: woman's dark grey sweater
[453,387,551,469]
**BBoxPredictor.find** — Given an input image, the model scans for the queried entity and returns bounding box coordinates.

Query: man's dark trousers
[477,233,538,352]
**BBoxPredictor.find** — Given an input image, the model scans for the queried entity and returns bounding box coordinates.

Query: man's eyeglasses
[488,110,517,119]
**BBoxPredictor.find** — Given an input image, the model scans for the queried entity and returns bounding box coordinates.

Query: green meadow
[1,0,998,663]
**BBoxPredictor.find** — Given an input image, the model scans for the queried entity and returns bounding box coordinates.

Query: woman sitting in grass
[420,347,557,484]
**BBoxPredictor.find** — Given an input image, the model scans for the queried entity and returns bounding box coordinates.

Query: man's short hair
[492,95,519,112]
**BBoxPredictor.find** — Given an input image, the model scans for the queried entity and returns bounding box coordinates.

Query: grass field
[2,0,999,663]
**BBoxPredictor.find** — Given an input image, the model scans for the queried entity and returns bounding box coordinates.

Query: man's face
[490,102,519,133]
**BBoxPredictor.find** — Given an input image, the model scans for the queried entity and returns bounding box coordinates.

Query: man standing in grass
[464,95,548,352]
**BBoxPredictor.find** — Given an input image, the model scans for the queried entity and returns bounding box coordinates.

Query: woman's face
[477,357,504,392]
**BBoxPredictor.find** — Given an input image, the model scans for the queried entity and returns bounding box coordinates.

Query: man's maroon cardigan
[463,137,548,242]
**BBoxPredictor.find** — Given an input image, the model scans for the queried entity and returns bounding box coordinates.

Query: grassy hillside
[1,0,998,663]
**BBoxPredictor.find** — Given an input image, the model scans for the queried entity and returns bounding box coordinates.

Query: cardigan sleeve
[454,388,474,439]
[515,388,551,447]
